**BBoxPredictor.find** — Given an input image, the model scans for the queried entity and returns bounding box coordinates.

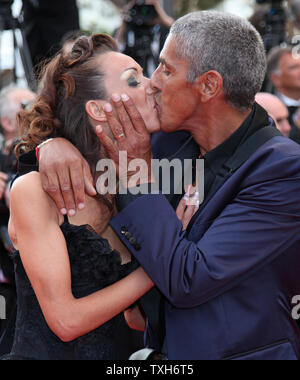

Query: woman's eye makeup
[127,76,141,87]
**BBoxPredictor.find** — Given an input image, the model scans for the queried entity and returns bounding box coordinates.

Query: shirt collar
[276,92,300,107]
[203,103,270,174]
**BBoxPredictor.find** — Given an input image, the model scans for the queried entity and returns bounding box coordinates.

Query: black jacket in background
[23,0,80,66]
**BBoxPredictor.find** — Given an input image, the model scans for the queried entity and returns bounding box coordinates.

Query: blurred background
[0,0,263,88]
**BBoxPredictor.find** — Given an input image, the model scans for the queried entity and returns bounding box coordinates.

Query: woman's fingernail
[96,125,103,134]
[68,209,76,217]
[78,203,85,210]
[61,208,67,215]
[112,94,121,102]
[121,94,129,102]
[104,104,113,112]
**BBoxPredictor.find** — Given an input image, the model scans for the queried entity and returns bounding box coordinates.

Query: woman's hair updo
[16,34,119,173]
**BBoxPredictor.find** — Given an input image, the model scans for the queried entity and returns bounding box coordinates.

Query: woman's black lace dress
[1,218,138,360]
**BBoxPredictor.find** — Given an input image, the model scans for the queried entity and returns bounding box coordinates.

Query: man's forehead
[159,36,175,62]
[159,35,188,69]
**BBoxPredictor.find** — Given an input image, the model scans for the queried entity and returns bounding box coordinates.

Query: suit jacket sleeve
[110,152,300,309]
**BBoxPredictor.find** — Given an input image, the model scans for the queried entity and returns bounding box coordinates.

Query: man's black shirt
[202,103,270,200]
[114,103,271,212]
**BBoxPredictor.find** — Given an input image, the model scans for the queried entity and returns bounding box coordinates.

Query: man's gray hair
[170,11,267,111]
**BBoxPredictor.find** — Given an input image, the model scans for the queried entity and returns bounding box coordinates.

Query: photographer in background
[0,85,36,355]
[254,0,287,52]
[116,0,174,77]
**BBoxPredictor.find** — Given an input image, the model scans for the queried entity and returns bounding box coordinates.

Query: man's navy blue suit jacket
[111,135,300,360]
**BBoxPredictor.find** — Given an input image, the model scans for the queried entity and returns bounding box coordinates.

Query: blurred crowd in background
[2,0,300,356]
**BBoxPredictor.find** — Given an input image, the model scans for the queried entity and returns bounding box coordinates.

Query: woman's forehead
[100,51,140,72]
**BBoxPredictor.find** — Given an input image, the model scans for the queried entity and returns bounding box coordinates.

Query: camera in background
[125,0,158,27]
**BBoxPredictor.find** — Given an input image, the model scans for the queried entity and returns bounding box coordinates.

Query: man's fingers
[111,94,135,136]
[57,166,76,216]
[96,125,119,160]
[69,162,86,211]
[121,94,148,135]
[103,104,127,141]
[83,161,97,197]
[41,172,67,215]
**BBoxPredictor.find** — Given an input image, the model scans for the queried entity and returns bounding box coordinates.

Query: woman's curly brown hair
[16,33,119,175]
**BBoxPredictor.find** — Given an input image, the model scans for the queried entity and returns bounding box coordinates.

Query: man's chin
[160,123,179,134]
[146,123,161,134]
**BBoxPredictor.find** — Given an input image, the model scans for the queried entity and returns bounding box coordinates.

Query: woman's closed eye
[128,76,141,87]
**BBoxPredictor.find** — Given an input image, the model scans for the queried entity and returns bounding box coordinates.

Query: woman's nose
[145,78,155,96]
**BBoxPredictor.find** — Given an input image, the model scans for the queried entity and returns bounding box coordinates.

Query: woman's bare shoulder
[11,172,60,222]
[12,171,42,192]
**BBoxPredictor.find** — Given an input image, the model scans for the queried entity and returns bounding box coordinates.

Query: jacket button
[134,243,141,251]
[129,237,137,245]
[121,227,128,235]
[125,232,132,240]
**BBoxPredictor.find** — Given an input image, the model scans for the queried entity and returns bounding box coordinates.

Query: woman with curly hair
[0,33,197,360]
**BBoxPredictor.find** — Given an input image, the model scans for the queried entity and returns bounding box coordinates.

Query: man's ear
[85,100,107,122]
[196,71,223,103]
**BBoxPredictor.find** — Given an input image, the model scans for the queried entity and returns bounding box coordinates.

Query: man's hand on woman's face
[96,93,154,187]
[38,94,153,215]
[38,138,96,216]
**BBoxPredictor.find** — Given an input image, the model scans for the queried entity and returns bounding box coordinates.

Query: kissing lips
[154,101,161,115]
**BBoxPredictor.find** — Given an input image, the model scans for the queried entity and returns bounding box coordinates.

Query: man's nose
[144,77,155,96]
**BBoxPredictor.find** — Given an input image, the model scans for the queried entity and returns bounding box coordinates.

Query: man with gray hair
[267,45,300,143]
[18,11,300,360]
[0,86,36,152]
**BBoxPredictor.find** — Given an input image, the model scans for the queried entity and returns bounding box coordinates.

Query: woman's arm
[10,172,154,343]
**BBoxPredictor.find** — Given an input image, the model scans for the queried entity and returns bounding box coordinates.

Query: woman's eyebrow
[123,67,139,73]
